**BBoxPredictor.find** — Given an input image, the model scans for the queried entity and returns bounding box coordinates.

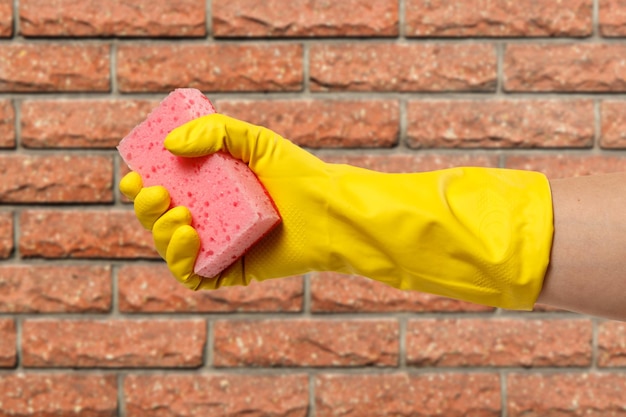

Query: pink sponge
[118,88,281,278]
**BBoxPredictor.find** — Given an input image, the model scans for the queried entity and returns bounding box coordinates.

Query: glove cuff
[325,166,554,310]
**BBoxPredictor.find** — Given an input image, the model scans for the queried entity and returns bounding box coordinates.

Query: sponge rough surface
[118,88,281,278]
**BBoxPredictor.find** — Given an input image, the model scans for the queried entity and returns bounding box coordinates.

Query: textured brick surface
[117,44,303,92]
[598,321,626,367]
[0,319,16,367]
[507,373,626,416]
[600,0,626,36]
[310,273,493,313]
[19,210,156,259]
[0,0,11,37]
[21,99,155,148]
[601,100,626,148]
[213,0,397,37]
[504,44,626,92]
[0,44,110,92]
[118,265,303,313]
[406,0,591,37]
[20,0,205,37]
[2,4,624,416]
[407,319,592,367]
[315,373,501,417]
[504,155,626,179]
[0,265,111,313]
[213,319,398,367]
[407,99,594,148]
[22,319,206,367]
[0,374,117,416]
[310,43,496,92]
[0,211,13,258]
[216,99,399,148]
[0,99,14,148]
[0,155,112,203]
[125,374,309,417]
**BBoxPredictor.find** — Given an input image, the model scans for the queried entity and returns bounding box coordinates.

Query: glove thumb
[164,114,265,163]
[164,113,321,177]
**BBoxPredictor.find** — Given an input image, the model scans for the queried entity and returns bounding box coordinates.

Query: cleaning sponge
[117,88,281,278]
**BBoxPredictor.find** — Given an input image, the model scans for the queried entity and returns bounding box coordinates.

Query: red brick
[19,210,156,259]
[601,100,626,148]
[125,374,309,417]
[504,43,626,92]
[406,0,591,37]
[600,0,626,36]
[0,44,110,92]
[311,43,496,92]
[407,99,594,148]
[0,265,111,313]
[21,99,156,148]
[407,319,592,367]
[316,373,501,417]
[213,0,397,37]
[311,272,493,313]
[118,265,303,313]
[117,44,303,92]
[215,99,399,148]
[22,319,206,368]
[0,373,117,416]
[20,0,205,37]
[213,319,398,367]
[321,153,499,173]
[0,0,11,37]
[504,155,626,179]
[0,100,14,148]
[0,155,112,203]
[0,319,16,367]
[0,211,12,259]
[507,373,626,416]
[598,321,626,367]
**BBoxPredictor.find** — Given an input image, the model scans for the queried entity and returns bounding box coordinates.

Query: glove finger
[165,113,324,178]
[119,171,143,201]
[165,114,270,165]
[134,186,171,230]
[164,114,221,158]
[152,206,192,259]
[166,225,203,290]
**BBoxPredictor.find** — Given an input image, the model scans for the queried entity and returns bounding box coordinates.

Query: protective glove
[121,114,554,310]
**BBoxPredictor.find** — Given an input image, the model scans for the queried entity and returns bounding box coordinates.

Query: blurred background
[1,0,626,415]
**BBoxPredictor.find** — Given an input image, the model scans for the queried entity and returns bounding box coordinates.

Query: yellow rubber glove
[121,114,554,310]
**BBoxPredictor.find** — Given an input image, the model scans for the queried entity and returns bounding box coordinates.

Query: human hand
[121,114,338,289]
[122,113,554,311]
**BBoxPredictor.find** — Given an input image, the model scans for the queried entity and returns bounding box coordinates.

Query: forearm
[537,172,626,320]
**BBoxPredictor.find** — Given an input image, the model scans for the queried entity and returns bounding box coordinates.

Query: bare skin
[537,172,626,320]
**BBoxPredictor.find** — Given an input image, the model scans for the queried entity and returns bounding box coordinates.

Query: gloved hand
[121,114,554,310]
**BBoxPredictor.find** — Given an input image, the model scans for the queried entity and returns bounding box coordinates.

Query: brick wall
[1,0,626,416]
